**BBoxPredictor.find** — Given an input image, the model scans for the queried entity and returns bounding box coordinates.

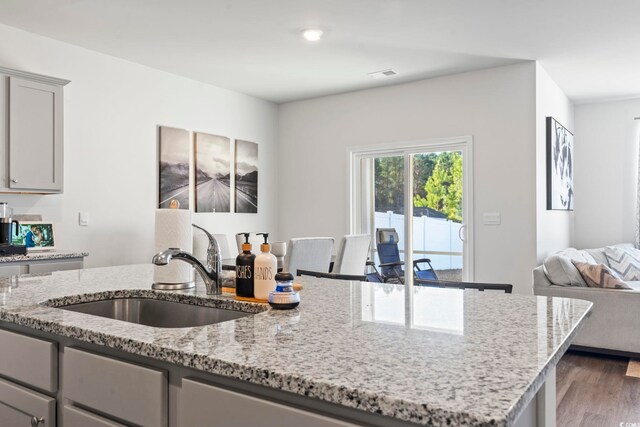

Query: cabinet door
[9,76,63,192]
[0,328,57,393]
[0,377,56,427]
[63,347,168,427]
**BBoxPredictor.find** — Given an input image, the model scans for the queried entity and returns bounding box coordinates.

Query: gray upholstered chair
[194,232,231,263]
[235,232,265,254]
[283,237,334,276]
[332,234,371,276]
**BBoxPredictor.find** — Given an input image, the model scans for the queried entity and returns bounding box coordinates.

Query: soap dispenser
[235,233,255,298]
[254,233,277,301]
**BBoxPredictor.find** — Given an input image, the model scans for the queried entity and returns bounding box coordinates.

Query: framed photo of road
[194,132,231,213]
[234,140,258,213]
[158,126,190,209]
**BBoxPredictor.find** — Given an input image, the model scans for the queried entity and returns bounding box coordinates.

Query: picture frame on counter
[12,221,56,251]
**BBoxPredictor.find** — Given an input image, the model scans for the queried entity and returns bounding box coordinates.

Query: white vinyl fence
[374,211,463,270]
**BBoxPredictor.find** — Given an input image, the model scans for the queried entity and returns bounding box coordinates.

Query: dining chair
[283,237,334,276]
[234,232,266,254]
[332,234,371,276]
[297,269,366,281]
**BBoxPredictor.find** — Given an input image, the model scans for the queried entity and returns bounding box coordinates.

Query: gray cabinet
[0,67,69,194]
[0,328,57,393]
[179,378,357,427]
[63,405,127,427]
[63,347,168,427]
[0,377,56,427]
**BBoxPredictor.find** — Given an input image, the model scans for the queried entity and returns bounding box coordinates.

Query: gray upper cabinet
[0,67,69,194]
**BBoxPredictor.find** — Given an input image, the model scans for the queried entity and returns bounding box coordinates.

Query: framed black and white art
[546,117,574,211]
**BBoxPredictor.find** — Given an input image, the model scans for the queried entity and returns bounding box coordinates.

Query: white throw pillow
[604,246,640,281]
[543,256,585,286]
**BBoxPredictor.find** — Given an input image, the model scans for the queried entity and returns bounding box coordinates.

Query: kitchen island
[0,264,591,427]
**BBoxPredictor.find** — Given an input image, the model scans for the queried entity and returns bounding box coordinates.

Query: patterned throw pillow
[604,246,640,281]
[572,261,632,289]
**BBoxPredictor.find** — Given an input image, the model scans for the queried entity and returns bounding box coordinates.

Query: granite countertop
[0,264,592,427]
[0,250,88,263]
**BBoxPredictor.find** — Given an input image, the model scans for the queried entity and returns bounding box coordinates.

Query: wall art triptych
[158,125,258,214]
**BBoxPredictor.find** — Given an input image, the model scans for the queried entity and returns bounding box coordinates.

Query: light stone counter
[0,250,88,263]
[0,264,592,426]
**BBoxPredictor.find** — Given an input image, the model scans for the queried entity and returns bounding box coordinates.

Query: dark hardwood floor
[557,351,640,427]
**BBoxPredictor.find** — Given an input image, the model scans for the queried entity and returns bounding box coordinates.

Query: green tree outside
[375,152,462,223]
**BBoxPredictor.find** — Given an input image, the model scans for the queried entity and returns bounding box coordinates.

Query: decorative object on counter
[152,200,194,290]
[234,139,258,213]
[546,116,574,210]
[0,202,19,246]
[270,241,287,270]
[158,126,191,209]
[12,221,53,252]
[235,233,255,298]
[254,232,277,301]
[0,202,26,256]
[194,132,231,213]
[268,272,300,309]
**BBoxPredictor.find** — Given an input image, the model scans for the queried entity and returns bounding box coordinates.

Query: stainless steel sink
[58,298,251,328]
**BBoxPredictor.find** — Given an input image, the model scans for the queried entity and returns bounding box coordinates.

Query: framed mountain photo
[234,140,258,213]
[158,126,191,209]
[194,132,231,213]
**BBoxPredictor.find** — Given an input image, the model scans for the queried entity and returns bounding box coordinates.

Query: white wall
[0,24,279,267]
[535,64,574,262]
[278,62,538,293]
[573,98,640,248]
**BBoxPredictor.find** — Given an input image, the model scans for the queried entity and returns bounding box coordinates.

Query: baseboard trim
[569,345,639,359]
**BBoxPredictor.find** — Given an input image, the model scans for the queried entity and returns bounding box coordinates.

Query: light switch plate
[483,212,501,225]
[79,211,89,226]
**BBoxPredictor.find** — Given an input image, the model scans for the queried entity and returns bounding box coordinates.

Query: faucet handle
[192,224,221,271]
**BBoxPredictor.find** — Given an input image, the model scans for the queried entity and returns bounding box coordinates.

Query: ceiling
[0,0,639,103]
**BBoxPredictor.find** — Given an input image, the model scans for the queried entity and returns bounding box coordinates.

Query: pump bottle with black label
[254,232,277,300]
[235,233,255,298]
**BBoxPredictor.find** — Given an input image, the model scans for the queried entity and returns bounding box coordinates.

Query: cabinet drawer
[179,378,356,427]
[0,328,57,392]
[63,347,167,427]
[0,377,56,427]
[28,260,83,274]
[63,405,126,427]
[0,265,22,278]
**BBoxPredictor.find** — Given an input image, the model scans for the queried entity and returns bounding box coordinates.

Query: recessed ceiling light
[302,29,323,42]
[368,69,398,79]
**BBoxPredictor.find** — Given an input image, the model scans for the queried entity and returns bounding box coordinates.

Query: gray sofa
[533,243,640,355]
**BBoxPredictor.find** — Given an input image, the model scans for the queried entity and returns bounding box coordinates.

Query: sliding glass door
[350,137,473,285]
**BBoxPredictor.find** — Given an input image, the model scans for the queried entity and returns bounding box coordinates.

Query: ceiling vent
[368,69,398,79]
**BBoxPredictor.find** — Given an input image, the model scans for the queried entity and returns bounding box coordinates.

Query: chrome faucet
[151,224,222,295]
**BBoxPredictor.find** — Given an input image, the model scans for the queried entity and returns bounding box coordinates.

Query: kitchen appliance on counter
[0,202,27,256]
